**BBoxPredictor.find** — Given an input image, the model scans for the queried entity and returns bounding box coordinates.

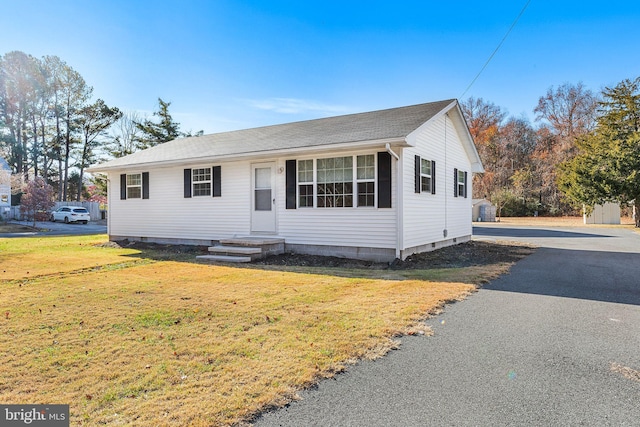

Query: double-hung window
[356,154,375,207]
[192,168,212,196]
[420,159,432,192]
[414,155,436,194]
[184,166,220,198]
[126,173,142,199]
[456,169,467,197]
[297,159,314,207]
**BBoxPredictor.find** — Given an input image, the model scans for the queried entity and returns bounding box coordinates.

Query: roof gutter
[88,137,409,173]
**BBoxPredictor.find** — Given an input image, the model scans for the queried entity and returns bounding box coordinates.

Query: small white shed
[583,203,620,225]
[472,198,496,222]
[0,157,11,220]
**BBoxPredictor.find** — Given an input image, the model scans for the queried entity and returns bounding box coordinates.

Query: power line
[460,0,532,99]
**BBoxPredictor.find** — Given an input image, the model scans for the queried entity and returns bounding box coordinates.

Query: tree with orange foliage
[460,97,507,201]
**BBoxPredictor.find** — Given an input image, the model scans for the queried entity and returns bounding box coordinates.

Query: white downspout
[106,176,111,239]
[385,143,399,161]
[386,143,402,260]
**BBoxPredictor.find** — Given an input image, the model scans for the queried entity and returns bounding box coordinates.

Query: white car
[50,206,90,224]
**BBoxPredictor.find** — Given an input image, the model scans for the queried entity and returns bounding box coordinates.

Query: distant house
[0,157,11,220]
[88,99,484,261]
[584,203,620,225]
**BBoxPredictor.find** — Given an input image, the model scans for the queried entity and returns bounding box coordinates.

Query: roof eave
[87,137,410,173]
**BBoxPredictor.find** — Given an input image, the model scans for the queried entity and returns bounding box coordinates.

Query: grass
[0,234,525,426]
[0,234,143,279]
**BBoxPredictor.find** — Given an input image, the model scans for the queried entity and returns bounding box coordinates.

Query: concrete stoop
[196,237,285,263]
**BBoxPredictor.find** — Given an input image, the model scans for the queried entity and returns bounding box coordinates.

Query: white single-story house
[0,157,11,220]
[89,99,483,262]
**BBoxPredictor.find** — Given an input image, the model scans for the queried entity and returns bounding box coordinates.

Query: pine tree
[558,77,640,226]
[134,98,181,149]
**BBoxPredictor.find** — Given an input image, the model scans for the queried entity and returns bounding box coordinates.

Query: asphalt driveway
[0,220,107,237]
[254,224,640,426]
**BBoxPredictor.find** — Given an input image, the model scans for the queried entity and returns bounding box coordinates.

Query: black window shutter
[431,160,436,194]
[454,168,458,197]
[120,174,127,200]
[183,169,192,198]
[464,171,468,198]
[212,166,221,197]
[414,155,421,193]
[142,172,149,199]
[377,152,392,208]
[285,160,297,209]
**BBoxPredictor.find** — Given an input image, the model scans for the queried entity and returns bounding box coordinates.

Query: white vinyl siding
[280,150,396,249]
[108,152,397,249]
[110,162,250,241]
[402,113,473,250]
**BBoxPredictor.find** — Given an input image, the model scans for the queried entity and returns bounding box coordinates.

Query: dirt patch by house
[252,240,533,270]
[106,239,534,271]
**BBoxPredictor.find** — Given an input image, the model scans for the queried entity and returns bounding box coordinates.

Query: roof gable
[90,99,467,171]
[0,157,10,172]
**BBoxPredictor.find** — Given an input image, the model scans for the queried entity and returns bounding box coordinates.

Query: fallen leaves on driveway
[610,362,640,382]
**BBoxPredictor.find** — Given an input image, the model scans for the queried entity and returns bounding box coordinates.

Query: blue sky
[3,0,640,134]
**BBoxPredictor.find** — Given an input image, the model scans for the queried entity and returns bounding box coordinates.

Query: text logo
[1,405,69,426]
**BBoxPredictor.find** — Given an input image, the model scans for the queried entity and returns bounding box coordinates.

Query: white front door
[251,162,276,233]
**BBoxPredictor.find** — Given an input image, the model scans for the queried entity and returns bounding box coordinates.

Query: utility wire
[460,0,532,99]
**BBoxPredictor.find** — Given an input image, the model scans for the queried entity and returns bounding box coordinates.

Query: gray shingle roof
[91,99,456,171]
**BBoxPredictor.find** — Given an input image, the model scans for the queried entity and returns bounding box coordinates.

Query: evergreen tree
[75,99,121,200]
[558,77,640,226]
[134,98,181,149]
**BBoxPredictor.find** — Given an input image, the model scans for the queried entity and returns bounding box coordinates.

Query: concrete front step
[208,245,262,255]
[196,254,252,263]
[198,236,286,263]
[219,237,285,246]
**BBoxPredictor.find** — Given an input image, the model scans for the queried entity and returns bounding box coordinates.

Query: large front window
[296,154,376,208]
[126,174,141,199]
